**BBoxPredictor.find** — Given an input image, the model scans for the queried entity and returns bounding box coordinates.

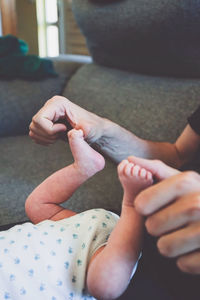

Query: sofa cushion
[0,60,81,137]
[63,63,200,143]
[72,0,200,77]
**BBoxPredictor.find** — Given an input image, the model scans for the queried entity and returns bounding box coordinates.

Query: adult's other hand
[130,156,200,274]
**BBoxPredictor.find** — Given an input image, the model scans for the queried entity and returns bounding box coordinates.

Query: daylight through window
[36,0,59,57]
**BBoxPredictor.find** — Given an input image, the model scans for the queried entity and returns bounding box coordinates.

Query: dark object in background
[0,35,57,80]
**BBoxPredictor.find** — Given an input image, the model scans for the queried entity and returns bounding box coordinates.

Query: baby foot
[68,129,105,178]
[64,98,106,144]
[118,160,153,206]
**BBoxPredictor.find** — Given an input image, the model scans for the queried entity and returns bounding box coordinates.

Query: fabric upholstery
[1,0,200,233]
[0,60,81,137]
[72,0,200,77]
[63,63,200,142]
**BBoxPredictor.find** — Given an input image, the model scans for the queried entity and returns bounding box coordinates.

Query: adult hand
[29,95,105,146]
[130,156,200,274]
[29,96,74,145]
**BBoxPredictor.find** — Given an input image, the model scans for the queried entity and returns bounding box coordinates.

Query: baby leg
[118,160,153,207]
[26,129,105,223]
[68,128,105,178]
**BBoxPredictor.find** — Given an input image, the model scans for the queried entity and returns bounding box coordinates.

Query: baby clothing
[0,208,119,300]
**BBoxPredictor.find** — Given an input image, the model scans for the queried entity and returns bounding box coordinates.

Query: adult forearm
[29,96,185,168]
[93,119,182,167]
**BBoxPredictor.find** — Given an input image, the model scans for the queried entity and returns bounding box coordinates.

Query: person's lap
[118,230,200,300]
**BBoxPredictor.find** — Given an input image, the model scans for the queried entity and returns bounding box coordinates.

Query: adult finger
[29,131,57,145]
[29,123,59,140]
[31,116,67,136]
[135,171,200,215]
[177,251,200,274]
[157,221,200,258]
[128,156,179,180]
[146,192,200,236]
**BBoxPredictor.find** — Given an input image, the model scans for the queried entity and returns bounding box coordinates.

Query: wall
[62,0,89,55]
[16,0,38,55]
[0,0,17,36]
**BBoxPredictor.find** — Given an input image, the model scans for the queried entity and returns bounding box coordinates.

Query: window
[36,0,59,57]
[36,0,89,57]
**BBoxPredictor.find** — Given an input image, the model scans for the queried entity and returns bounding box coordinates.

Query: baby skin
[118,159,153,207]
[69,129,153,207]
[26,129,153,299]
[26,129,105,223]
[88,157,153,299]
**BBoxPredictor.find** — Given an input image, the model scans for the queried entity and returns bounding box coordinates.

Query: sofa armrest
[0,56,84,137]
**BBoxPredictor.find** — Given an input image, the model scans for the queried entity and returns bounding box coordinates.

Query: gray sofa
[0,0,200,225]
[1,0,200,227]
[1,1,200,299]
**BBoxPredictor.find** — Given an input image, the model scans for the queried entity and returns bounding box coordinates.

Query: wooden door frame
[0,0,17,35]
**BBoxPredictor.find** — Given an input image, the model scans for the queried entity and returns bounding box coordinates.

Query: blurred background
[0,0,89,57]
